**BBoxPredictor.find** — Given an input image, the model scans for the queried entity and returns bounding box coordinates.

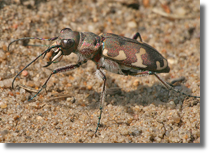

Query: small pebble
[0,78,13,88]
[0,102,7,109]
[0,50,7,61]
[1,130,9,137]
[21,70,28,77]
[133,79,139,87]
[127,21,137,28]
[36,116,43,120]
[87,85,92,90]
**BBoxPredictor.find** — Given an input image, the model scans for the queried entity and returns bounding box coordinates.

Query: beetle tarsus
[43,61,53,67]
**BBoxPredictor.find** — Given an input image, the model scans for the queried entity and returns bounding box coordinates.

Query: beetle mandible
[8,28,200,133]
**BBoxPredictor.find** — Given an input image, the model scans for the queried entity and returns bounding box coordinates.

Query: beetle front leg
[29,60,87,101]
[95,68,106,134]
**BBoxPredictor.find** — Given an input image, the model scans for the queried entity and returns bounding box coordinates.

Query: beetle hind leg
[132,32,143,42]
[133,71,200,98]
[153,73,200,98]
[130,70,154,77]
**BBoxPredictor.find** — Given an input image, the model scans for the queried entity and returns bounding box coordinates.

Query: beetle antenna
[12,44,61,89]
[153,73,200,98]
[8,37,58,51]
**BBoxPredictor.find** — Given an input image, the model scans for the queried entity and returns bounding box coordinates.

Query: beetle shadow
[22,62,199,116]
[85,76,196,113]
[40,60,199,116]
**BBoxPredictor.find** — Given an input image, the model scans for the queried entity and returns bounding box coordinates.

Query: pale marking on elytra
[131,48,147,68]
[103,49,127,60]
[156,59,168,70]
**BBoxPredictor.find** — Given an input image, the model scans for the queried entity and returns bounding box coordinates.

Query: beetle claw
[43,61,52,67]
[43,51,48,59]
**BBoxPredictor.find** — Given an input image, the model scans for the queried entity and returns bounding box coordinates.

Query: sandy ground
[0,0,200,143]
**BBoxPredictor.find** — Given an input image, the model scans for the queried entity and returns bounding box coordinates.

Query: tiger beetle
[8,28,200,134]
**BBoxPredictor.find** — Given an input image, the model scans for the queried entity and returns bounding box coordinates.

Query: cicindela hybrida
[8,28,200,134]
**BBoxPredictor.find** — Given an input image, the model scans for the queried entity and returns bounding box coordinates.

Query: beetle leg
[133,72,200,98]
[132,71,171,89]
[130,70,153,76]
[98,58,125,75]
[95,68,106,134]
[132,32,143,42]
[29,60,87,101]
[153,73,200,98]
[12,45,61,89]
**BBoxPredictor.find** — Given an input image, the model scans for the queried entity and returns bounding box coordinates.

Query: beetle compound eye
[61,39,74,49]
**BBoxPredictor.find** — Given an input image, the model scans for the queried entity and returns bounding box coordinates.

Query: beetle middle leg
[95,68,106,134]
[29,60,87,100]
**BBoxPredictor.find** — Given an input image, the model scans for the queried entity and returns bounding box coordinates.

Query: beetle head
[59,28,80,55]
[44,28,80,67]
